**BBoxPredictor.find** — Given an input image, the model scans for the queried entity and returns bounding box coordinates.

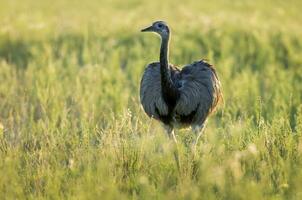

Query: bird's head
[141,21,170,38]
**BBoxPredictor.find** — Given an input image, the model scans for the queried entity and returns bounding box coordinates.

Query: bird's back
[175,60,222,126]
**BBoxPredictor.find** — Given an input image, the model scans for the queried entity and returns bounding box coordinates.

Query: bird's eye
[158,24,163,28]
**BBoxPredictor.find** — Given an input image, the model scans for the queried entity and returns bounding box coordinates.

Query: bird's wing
[140,62,168,119]
[175,60,222,124]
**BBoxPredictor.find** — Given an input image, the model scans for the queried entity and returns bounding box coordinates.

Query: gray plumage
[140,21,222,145]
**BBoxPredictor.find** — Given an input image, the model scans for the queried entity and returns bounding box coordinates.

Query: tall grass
[0,0,301,199]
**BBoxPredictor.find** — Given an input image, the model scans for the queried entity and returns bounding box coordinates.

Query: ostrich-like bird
[140,21,222,147]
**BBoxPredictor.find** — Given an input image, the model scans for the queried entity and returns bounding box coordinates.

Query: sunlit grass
[0,0,302,199]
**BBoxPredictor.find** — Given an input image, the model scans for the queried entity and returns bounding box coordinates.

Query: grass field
[0,0,302,199]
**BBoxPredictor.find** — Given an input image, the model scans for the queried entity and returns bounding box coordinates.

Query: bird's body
[140,60,221,130]
[140,21,222,145]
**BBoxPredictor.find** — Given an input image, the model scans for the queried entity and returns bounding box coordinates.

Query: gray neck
[160,35,179,104]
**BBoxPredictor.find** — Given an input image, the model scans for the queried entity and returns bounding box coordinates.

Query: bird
[140,21,222,148]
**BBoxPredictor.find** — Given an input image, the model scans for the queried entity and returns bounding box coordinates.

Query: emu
[140,21,222,149]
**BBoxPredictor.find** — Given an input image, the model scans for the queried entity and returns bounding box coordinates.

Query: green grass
[0,0,302,199]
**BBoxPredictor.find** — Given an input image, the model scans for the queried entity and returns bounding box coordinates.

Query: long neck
[160,35,179,105]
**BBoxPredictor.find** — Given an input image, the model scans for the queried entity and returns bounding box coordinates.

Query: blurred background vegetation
[0,0,302,199]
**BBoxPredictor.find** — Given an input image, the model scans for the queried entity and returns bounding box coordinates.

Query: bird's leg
[164,125,180,171]
[191,124,206,154]
[165,125,177,143]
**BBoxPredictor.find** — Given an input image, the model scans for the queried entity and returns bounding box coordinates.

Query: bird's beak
[141,25,154,32]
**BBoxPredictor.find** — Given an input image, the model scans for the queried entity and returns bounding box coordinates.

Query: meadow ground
[0,0,302,199]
